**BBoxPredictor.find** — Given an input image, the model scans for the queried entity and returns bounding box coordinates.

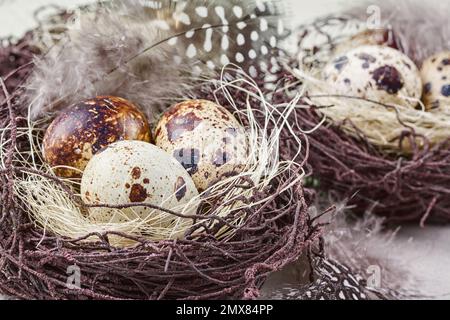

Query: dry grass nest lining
[277,13,450,225]
[0,30,325,299]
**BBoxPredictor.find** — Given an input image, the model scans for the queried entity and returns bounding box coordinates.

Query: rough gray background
[0,0,449,300]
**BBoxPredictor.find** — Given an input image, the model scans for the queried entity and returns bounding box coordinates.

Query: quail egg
[155,100,249,192]
[81,140,199,227]
[43,96,151,178]
[323,45,422,107]
[420,51,450,111]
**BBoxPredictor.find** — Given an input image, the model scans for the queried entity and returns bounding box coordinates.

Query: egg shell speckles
[420,51,450,111]
[323,45,422,108]
[80,140,198,227]
[42,96,151,178]
[155,100,249,192]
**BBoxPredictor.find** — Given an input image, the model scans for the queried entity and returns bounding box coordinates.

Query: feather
[346,0,450,64]
[261,200,444,300]
[321,202,440,299]
[262,258,372,300]
[25,0,287,122]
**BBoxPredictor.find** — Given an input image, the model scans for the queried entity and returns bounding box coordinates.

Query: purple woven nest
[275,2,450,225]
[0,19,326,300]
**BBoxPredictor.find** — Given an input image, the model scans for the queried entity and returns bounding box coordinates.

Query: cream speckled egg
[81,140,198,227]
[155,100,249,192]
[420,51,450,111]
[323,45,422,107]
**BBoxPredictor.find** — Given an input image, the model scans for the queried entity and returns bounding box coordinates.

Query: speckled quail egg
[334,28,401,56]
[43,96,151,178]
[323,45,422,107]
[420,51,450,111]
[154,100,249,192]
[81,140,199,226]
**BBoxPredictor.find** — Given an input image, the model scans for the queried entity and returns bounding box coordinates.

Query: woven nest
[0,17,325,299]
[276,4,450,225]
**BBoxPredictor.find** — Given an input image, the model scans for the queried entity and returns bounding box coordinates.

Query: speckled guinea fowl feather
[26,0,287,121]
[122,0,287,74]
[264,258,371,301]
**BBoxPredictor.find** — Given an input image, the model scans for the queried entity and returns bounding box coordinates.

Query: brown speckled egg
[420,51,450,111]
[42,96,151,178]
[155,100,249,192]
[81,140,198,228]
[323,45,422,108]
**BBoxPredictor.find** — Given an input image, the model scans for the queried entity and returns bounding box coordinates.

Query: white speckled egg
[323,45,422,107]
[155,100,249,192]
[420,51,450,111]
[81,140,199,227]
